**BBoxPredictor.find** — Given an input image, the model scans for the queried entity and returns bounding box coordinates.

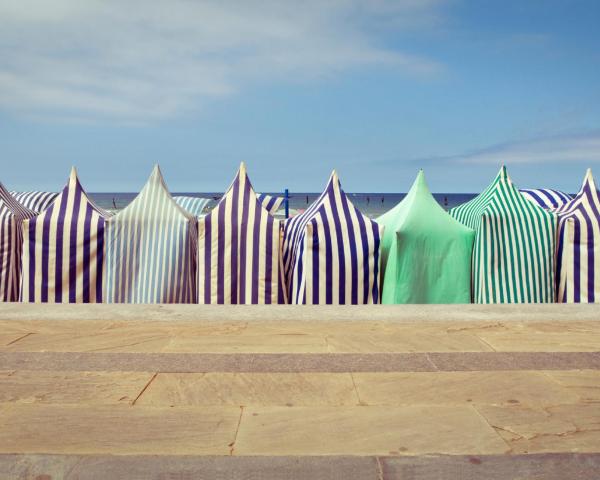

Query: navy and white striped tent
[257,194,284,215]
[104,165,197,304]
[9,191,58,214]
[20,168,111,303]
[0,184,36,301]
[282,171,383,304]
[555,169,600,303]
[197,163,285,304]
[521,188,572,210]
[174,196,212,217]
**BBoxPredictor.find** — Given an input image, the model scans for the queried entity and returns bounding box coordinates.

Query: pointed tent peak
[409,169,431,193]
[238,162,247,176]
[497,165,509,180]
[582,168,598,192]
[68,166,79,184]
[149,164,164,180]
[325,170,342,191]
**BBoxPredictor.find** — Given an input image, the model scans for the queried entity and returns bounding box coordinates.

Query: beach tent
[174,196,212,216]
[377,170,474,304]
[10,191,58,214]
[20,168,111,303]
[520,188,571,210]
[555,169,600,303]
[104,165,197,303]
[450,166,557,303]
[0,185,36,301]
[257,194,284,215]
[197,163,285,304]
[282,171,383,304]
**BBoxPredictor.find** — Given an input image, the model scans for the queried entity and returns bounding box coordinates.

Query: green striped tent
[450,166,557,303]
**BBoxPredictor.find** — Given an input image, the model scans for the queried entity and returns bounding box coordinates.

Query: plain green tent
[377,170,475,304]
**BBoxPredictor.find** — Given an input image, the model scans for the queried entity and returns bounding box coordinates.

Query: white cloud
[0,0,445,122]
[452,131,600,165]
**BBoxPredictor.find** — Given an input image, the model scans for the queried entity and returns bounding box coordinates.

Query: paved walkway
[0,304,599,479]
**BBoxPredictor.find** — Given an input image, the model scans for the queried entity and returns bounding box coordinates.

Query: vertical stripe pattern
[20,167,109,303]
[104,165,197,304]
[9,191,58,214]
[282,171,383,305]
[0,184,36,301]
[197,163,284,304]
[555,169,600,303]
[257,194,284,215]
[520,189,572,210]
[174,196,212,217]
[450,166,557,304]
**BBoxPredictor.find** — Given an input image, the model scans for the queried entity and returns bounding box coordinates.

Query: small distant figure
[112,197,117,209]
[444,196,448,207]
[306,195,309,204]
[381,196,384,204]
[366,196,370,205]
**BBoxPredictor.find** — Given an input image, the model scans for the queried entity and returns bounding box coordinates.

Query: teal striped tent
[450,166,557,303]
[103,165,197,303]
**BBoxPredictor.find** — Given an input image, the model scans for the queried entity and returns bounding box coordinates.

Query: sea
[90,192,478,218]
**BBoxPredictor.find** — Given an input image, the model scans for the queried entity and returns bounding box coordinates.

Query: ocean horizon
[89,192,479,217]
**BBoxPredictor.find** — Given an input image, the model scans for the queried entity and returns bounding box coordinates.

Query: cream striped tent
[20,168,111,303]
[450,166,557,303]
[104,165,197,304]
[10,191,58,213]
[0,184,36,301]
[198,163,284,304]
[257,194,284,215]
[282,171,383,304]
[174,196,212,216]
[555,169,600,303]
[520,188,571,210]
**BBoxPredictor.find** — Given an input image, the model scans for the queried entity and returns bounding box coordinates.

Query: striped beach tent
[257,194,284,215]
[450,166,557,303]
[197,163,284,304]
[520,188,572,210]
[377,170,474,304]
[555,169,600,303]
[0,185,36,301]
[20,167,111,303]
[282,171,383,304]
[10,191,58,214]
[174,196,212,216]
[104,165,197,304]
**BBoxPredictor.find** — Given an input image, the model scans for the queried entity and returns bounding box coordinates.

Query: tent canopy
[450,166,557,303]
[174,196,212,217]
[520,188,572,210]
[104,165,197,304]
[555,168,600,303]
[257,194,284,215]
[20,167,110,303]
[197,162,284,304]
[9,191,58,214]
[282,170,382,305]
[377,170,474,304]
[0,183,36,301]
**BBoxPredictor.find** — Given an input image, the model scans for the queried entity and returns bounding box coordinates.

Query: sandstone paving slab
[474,403,600,454]
[164,333,329,353]
[234,405,509,456]
[0,370,153,405]
[379,453,600,480]
[474,330,600,352]
[325,331,493,353]
[0,333,31,347]
[428,352,600,371]
[544,370,600,404]
[353,371,581,407]
[137,372,359,407]
[0,404,240,455]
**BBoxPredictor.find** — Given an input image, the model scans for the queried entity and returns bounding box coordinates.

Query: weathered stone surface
[138,372,359,407]
[0,404,240,455]
[353,371,581,407]
[0,370,153,405]
[475,403,600,454]
[544,370,600,403]
[234,405,509,455]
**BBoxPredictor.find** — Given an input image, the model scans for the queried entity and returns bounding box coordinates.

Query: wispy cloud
[0,0,446,123]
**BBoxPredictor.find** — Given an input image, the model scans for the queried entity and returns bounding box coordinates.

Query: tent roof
[0,181,36,219]
[520,188,572,210]
[556,168,600,217]
[111,165,193,221]
[377,170,472,235]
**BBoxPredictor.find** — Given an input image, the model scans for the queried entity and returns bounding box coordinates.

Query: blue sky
[0,0,599,193]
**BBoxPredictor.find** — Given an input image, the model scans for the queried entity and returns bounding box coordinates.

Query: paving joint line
[229,406,244,456]
[5,332,35,346]
[131,372,158,406]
